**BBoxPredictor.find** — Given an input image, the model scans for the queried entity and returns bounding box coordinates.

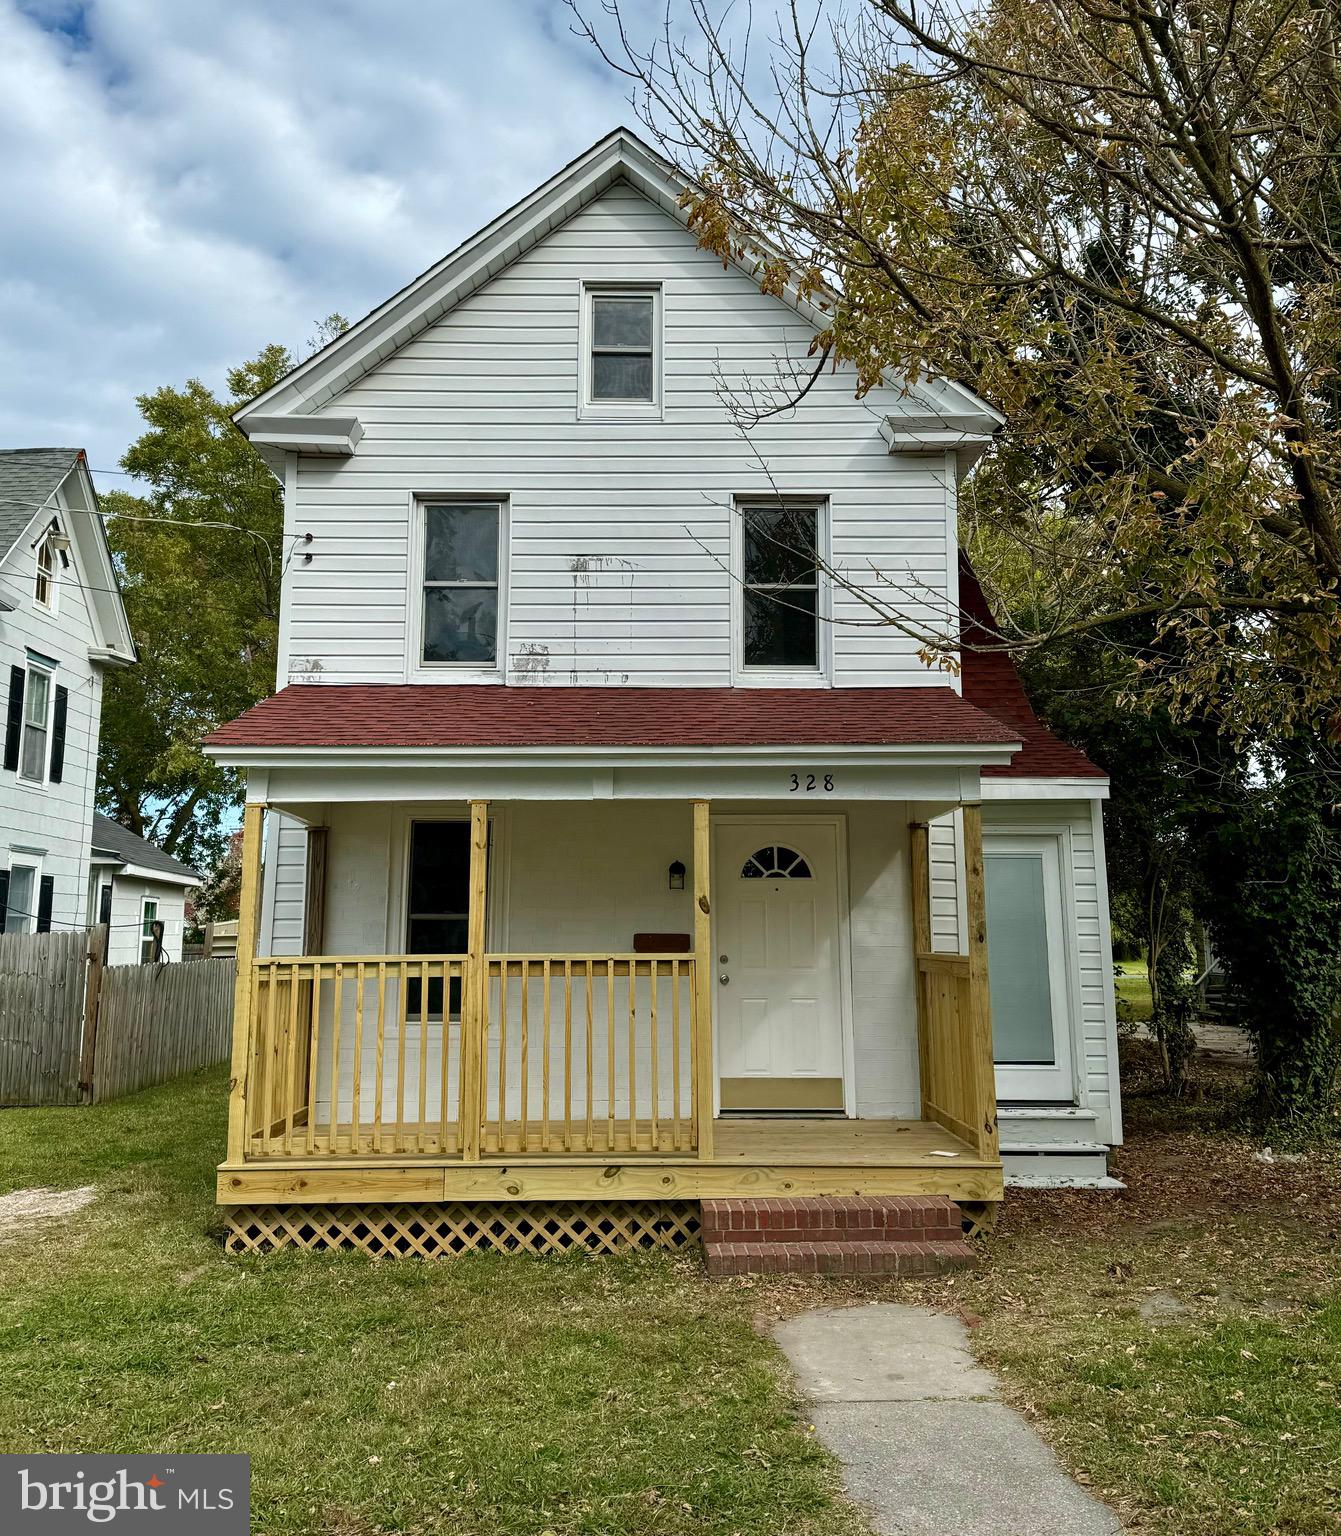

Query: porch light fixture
[668,860,686,890]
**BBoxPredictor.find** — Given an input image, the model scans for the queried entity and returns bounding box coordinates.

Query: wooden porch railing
[242,952,698,1160]
[909,808,999,1160]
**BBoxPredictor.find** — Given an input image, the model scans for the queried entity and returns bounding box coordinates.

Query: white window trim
[140,895,161,964]
[17,663,54,786]
[405,495,509,683]
[984,829,1080,1103]
[5,852,44,936]
[730,497,832,686]
[577,282,663,420]
[34,531,59,614]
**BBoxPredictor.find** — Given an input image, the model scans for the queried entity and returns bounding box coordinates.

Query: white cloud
[0,0,640,480]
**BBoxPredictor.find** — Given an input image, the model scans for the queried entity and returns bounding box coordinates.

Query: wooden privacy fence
[0,925,234,1106]
[243,952,701,1160]
[92,956,235,1102]
[0,928,90,1105]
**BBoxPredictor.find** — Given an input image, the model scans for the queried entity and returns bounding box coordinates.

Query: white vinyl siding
[261,811,310,956]
[279,182,955,688]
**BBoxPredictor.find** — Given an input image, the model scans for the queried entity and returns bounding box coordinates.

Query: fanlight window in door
[740,845,812,879]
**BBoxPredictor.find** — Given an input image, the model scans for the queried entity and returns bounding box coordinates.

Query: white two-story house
[206,131,1121,1261]
[0,450,135,941]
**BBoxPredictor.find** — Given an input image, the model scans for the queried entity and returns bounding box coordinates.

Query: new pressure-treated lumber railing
[242,952,698,1160]
[909,807,999,1160]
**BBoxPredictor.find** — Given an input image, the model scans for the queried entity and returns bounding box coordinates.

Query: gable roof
[0,448,82,563]
[91,813,200,884]
[232,126,998,456]
[0,448,136,662]
[958,557,1106,781]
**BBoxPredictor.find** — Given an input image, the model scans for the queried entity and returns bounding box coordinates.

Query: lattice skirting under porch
[223,1200,703,1258]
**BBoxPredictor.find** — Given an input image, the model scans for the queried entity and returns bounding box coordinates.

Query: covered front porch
[218,788,1003,1213]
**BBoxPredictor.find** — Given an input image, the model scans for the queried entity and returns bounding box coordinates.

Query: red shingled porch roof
[203,561,1105,780]
[203,683,1019,750]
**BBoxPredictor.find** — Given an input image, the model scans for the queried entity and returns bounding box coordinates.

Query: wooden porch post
[225,802,265,1163]
[961,803,1000,1158]
[908,821,932,1120]
[692,799,714,1160]
[461,799,489,1163]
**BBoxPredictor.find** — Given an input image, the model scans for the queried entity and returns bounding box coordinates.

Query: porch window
[740,503,820,670]
[406,820,470,1015]
[421,502,500,666]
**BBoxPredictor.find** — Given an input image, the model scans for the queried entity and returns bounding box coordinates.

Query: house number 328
[789,773,835,793]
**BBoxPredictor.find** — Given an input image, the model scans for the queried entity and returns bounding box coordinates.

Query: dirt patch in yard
[0,1185,96,1243]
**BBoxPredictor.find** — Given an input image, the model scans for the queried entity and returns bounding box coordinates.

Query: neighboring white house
[205,128,1122,1229]
[0,450,135,940]
[88,812,200,966]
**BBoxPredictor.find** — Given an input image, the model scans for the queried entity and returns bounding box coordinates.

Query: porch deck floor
[242,1115,989,1168]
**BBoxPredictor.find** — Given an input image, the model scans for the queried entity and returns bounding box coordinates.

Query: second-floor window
[740,502,822,672]
[420,501,501,667]
[19,667,52,783]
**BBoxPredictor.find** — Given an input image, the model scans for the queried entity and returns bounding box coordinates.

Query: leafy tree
[97,318,347,868]
[579,0,1341,740]
[1196,742,1341,1130]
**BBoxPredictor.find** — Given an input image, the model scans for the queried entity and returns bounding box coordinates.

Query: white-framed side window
[18,665,53,784]
[3,857,41,935]
[408,498,507,677]
[983,831,1077,1101]
[579,283,662,417]
[731,499,831,684]
[34,531,58,612]
[140,897,161,964]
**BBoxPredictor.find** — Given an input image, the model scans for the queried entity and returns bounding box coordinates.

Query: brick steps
[701,1196,974,1278]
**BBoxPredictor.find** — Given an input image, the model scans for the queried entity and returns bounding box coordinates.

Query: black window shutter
[98,883,113,926]
[0,870,8,933]
[3,666,24,772]
[36,875,54,933]
[48,685,68,783]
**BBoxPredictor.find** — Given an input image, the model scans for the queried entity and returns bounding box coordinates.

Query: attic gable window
[34,532,56,610]
[583,286,660,411]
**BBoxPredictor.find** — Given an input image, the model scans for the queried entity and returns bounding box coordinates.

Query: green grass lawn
[3,1063,1338,1536]
[0,1070,860,1536]
[1115,957,1154,1021]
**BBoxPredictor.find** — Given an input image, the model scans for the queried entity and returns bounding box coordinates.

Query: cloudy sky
[0,0,659,488]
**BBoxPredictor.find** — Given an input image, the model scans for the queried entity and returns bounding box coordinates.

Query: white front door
[713,820,846,1112]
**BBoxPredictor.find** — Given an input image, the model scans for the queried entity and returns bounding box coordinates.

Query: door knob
[719,973,730,984]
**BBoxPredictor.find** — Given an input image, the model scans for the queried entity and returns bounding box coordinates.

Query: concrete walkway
[775,1304,1121,1536]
